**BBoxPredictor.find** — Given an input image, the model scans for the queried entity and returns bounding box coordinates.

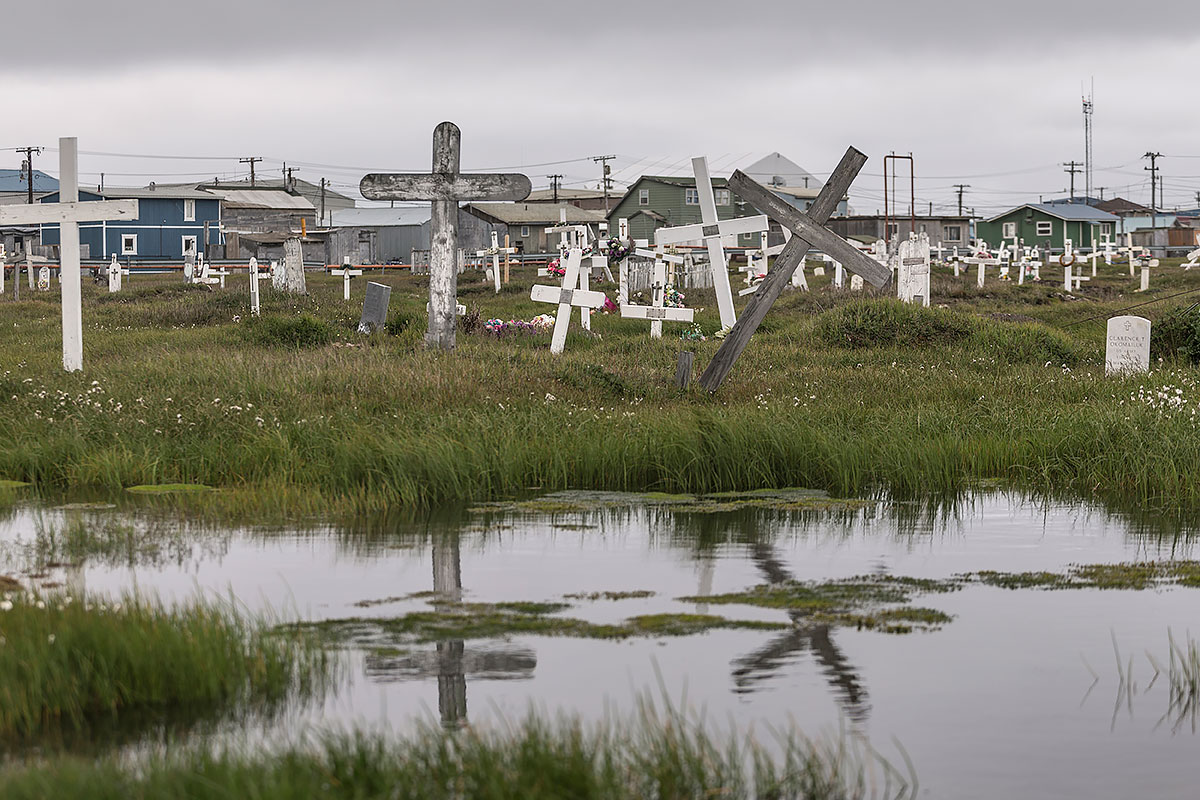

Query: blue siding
[38,191,221,260]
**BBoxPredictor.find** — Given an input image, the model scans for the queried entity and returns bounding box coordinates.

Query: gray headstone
[358,281,392,334]
[1105,315,1151,375]
[278,237,307,293]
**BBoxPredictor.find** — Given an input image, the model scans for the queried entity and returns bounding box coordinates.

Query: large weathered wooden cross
[0,137,137,371]
[360,122,531,350]
[653,157,769,330]
[697,148,892,392]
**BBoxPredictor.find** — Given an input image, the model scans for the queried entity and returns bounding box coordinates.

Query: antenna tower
[1082,80,1094,201]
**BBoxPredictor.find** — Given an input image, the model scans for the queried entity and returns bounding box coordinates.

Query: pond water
[1,491,1198,799]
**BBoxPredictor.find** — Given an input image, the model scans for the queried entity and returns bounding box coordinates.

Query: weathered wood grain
[0,199,138,226]
[698,148,870,393]
[359,172,532,202]
[727,171,891,289]
[675,351,694,389]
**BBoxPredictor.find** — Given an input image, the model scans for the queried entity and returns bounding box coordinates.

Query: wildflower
[47,634,55,644]
[36,600,45,610]
[0,600,11,611]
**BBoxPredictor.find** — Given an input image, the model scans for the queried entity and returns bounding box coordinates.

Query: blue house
[38,186,221,261]
[0,168,59,196]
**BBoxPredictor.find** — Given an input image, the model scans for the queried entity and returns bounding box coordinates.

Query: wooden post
[698,149,886,393]
[675,351,694,389]
[59,138,83,371]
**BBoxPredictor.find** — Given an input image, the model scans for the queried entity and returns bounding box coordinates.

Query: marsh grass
[0,591,329,743]
[2,264,1200,513]
[0,695,917,799]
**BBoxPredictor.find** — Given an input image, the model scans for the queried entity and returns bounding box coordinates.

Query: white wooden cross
[950,246,962,276]
[1064,264,1090,292]
[1184,246,1200,271]
[0,243,5,295]
[249,257,264,315]
[963,247,998,289]
[1135,258,1160,293]
[1100,234,1114,265]
[475,231,516,293]
[613,217,634,304]
[0,137,137,371]
[623,246,692,338]
[360,121,532,350]
[106,254,129,293]
[931,241,946,264]
[652,157,769,329]
[331,256,363,300]
[739,231,770,296]
[530,248,607,354]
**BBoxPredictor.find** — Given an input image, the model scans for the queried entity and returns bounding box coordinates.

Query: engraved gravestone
[1105,315,1151,375]
[358,281,392,334]
[897,233,931,307]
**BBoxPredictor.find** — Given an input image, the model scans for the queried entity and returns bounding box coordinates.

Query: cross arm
[653,214,768,247]
[727,171,891,289]
[633,248,684,264]
[360,173,532,202]
[0,199,138,225]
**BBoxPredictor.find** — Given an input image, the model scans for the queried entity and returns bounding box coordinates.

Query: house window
[520,226,530,237]
[121,234,137,255]
[181,235,198,255]
[886,223,898,239]
[944,225,962,242]
[715,189,731,206]
[183,199,196,222]
[1036,220,1053,237]
[685,188,700,205]
[638,189,649,206]
[1101,223,1112,236]
[1002,222,1017,239]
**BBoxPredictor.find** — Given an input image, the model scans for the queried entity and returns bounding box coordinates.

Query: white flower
[47,634,55,644]
[35,600,45,609]
[0,600,11,611]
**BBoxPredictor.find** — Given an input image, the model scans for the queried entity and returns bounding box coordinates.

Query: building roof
[984,203,1118,224]
[637,175,731,189]
[101,186,215,200]
[0,169,58,194]
[770,186,823,201]
[526,188,610,202]
[740,153,821,190]
[464,203,607,225]
[204,188,315,211]
[1094,197,1152,216]
[330,207,430,227]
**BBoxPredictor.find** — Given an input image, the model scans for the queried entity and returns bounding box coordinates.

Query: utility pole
[283,164,298,192]
[1143,152,1162,234]
[1062,161,1082,201]
[592,154,615,214]
[240,156,263,187]
[319,178,327,226]
[547,174,563,203]
[953,184,969,216]
[1194,190,1200,209]
[1096,187,1107,201]
[17,147,42,204]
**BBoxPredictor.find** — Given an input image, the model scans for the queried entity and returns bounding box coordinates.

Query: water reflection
[731,542,869,723]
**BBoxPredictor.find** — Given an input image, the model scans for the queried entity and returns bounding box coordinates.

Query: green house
[976,203,1119,251]
[606,176,762,247]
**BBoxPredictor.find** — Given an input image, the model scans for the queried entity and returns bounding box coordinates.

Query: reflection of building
[363,532,536,728]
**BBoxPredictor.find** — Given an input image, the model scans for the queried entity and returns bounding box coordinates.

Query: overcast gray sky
[6,0,1200,215]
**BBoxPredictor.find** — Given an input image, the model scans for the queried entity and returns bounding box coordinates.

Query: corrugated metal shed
[207,189,314,211]
[464,203,606,225]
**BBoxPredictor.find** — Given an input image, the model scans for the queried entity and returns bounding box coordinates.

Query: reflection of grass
[1,515,229,572]
[564,589,656,601]
[294,604,786,646]
[125,483,213,494]
[0,696,918,799]
[0,593,329,743]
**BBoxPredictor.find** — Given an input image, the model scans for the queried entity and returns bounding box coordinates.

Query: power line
[239,156,263,187]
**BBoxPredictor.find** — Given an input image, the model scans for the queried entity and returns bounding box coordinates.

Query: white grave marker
[331,256,363,300]
[623,246,692,338]
[1105,315,1151,375]
[652,157,769,329]
[106,254,128,293]
[0,137,137,371]
[897,233,931,307]
[530,248,607,354]
[248,257,263,315]
[476,230,516,293]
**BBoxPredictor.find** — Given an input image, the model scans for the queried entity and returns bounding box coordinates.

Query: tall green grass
[0,591,329,742]
[1,270,1199,514]
[0,699,915,799]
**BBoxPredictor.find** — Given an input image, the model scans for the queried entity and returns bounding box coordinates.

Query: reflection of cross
[360,122,532,350]
[530,248,607,354]
[653,157,769,329]
[622,246,692,338]
[331,257,363,301]
[0,138,138,371]
[697,149,892,392]
[475,231,517,293]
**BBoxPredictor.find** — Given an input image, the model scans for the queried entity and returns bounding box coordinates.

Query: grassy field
[1,257,1199,515]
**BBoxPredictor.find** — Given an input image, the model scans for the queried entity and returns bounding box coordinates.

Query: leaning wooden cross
[0,137,137,371]
[530,248,607,354]
[697,148,891,392]
[360,121,531,350]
